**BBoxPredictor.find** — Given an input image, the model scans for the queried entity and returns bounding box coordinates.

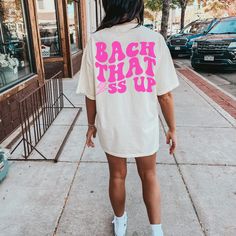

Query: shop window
[67,0,82,53]
[0,0,33,91]
[37,0,44,10]
[36,0,61,58]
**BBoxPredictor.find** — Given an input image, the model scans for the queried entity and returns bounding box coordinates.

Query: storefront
[0,0,42,92]
[36,0,86,79]
[0,0,88,143]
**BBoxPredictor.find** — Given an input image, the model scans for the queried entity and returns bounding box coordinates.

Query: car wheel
[191,63,201,71]
[171,53,179,59]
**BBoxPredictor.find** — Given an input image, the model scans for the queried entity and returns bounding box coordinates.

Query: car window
[182,21,210,34]
[208,19,236,34]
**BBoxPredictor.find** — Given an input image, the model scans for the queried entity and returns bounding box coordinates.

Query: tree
[204,0,236,17]
[196,0,207,9]
[172,0,194,30]
[144,9,155,21]
[160,0,171,39]
[179,0,188,30]
[145,0,162,12]
[144,0,162,29]
[145,0,171,39]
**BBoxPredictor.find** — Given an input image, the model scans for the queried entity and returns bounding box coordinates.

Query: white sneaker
[112,211,128,236]
[151,224,164,236]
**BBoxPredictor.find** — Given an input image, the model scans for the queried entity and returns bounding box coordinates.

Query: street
[174,57,236,97]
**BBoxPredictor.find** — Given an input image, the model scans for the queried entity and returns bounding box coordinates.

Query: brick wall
[0,79,39,143]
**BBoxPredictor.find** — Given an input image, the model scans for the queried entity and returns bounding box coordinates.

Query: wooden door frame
[29,0,88,79]
[25,0,45,85]
[80,0,88,48]
[57,0,72,78]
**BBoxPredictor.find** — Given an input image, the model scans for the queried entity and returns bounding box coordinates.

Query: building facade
[0,0,103,143]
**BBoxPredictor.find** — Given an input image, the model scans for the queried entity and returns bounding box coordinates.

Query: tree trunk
[180,5,186,30]
[160,0,171,40]
[155,11,158,29]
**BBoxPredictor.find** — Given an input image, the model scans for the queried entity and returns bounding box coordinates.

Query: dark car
[191,17,236,70]
[144,23,154,30]
[167,19,218,57]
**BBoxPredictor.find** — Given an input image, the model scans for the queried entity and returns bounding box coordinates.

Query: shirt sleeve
[156,34,180,96]
[76,38,96,100]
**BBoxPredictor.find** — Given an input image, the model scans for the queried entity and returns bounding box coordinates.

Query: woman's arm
[86,96,96,125]
[85,96,97,147]
[157,92,177,155]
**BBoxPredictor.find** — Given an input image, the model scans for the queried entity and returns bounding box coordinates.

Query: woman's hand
[86,126,97,148]
[158,92,177,155]
[166,129,177,155]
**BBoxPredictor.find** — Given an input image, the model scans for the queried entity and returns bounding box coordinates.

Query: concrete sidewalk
[0,71,236,236]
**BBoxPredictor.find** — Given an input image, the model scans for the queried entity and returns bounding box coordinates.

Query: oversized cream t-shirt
[76,22,179,158]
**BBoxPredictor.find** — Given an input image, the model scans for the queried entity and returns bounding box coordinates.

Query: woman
[76,0,179,235]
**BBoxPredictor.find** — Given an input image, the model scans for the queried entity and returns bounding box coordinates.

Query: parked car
[144,23,154,30]
[166,19,218,57]
[191,17,236,70]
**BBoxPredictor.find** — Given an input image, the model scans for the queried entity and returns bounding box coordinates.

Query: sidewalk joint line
[159,117,207,236]
[175,126,233,129]
[79,160,236,167]
[56,160,80,164]
[172,163,236,167]
[52,142,86,236]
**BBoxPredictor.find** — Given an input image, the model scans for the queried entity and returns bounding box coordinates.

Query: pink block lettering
[126,42,139,57]
[95,62,107,82]
[146,77,156,92]
[108,83,117,94]
[144,57,156,76]
[140,42,156,58]
[108,62,125,82]
[96,42,108,62]
[109,41,126,63]
[126,57,143,78]
[118,80,127,93]
[133,76,146,92]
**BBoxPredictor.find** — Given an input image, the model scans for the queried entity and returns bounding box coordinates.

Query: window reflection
[0,0,33,90]
[67,1,82,53]
[36,0,61,58]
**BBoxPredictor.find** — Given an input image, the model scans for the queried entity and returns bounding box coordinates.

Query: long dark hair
[96,0,144,31]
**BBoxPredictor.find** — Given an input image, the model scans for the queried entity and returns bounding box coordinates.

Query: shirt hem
[156,81,180,96]
[101,146,160,158]
[76,91,96,100]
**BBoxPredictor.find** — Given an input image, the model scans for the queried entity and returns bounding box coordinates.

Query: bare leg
[135,152,161,224]
[106,152,127,217]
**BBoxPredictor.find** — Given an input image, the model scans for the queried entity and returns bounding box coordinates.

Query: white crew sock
[115,211,126,220]
[151,224,164,236]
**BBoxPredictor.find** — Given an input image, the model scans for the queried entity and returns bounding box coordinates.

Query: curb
[176,72,236,128]
[176,65,236,120]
